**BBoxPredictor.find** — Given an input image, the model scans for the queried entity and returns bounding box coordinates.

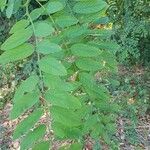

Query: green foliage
[106,0,150,65]
[13,109,43,139]
[0,0,120,149]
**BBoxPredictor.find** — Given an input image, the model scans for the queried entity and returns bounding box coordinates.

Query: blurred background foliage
[106,0,150,65]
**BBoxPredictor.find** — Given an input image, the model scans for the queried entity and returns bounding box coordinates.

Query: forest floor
[0,65,150,150]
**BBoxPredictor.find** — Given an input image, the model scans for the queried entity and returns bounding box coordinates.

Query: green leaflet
[6,0,15,18]
[34,22,55,37]
[55,15,79,28]
[52,122,81,139]
[63,25,88,39]
[1,28,33,50]
[52,122,66,138]
[36,39,62,54]
[10,19,30,34]
[77,10,106,24]
[13,109,43,140]
[91,123,105,139]
[0,0,7,11]
[75,58,103,71]
[0,43,34,64]
[83,115,105,139]
[46,1,64,14]
[30,8,44,21]
[87,29,113,39]
[20,125,46,150]
[71,43,101,57]
[13,74,39,103]
[32,141,50,150]
[83,115,99,134]
[12,0,21,14]
[73,0,108,14]
[10,92,39,119]
[68,143,83,150]
[100,51,118,72]
[43,74,81,92]
[80,73,110,101]
[92,41,120,54]
[45,90,81,109]
[51,106,82,127]
[38,55,67,76]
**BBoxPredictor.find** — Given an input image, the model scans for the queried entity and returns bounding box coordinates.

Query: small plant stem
[25,0,52,145]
